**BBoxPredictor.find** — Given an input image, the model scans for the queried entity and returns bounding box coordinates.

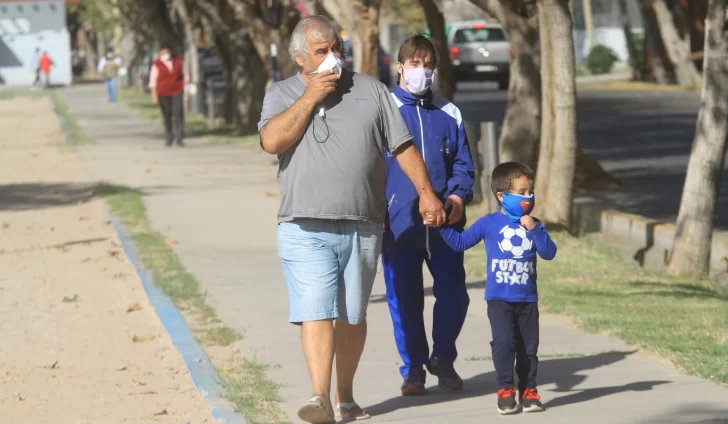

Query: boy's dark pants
[487,300,539,390]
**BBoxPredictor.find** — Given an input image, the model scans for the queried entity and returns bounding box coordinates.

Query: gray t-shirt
[258,71,412,223]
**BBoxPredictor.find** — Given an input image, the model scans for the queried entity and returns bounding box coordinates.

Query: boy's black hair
[491,162,535,204]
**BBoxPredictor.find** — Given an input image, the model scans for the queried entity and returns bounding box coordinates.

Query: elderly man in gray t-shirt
[258,15,445,424]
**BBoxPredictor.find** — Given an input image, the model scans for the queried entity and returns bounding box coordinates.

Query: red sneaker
[497,387,518,414]
[520,388,545,412]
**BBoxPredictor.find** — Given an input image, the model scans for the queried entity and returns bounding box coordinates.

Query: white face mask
[401,67,435,96]
[160,53,171,61]
[310,51,343,75]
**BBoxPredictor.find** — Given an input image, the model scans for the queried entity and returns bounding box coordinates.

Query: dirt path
[0,97,213,423]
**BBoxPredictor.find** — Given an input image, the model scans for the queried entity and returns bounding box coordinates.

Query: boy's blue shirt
[382,85,475,252]
[440,211,557,302]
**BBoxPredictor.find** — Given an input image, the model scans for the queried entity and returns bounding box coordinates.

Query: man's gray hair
[289,15,343,63]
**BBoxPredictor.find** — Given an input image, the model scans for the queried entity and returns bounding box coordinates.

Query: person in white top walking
[98,49,122,102]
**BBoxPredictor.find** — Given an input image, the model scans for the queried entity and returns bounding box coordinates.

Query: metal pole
[481,121,500,214]
[463,120,483,203]
[269,0,278,82]
[271,43,278,83]
[207,81,215,130]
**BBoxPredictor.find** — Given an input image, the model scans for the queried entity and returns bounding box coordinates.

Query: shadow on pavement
[640,406,728,424]
[366,351,661,416]
[0,182,178,212]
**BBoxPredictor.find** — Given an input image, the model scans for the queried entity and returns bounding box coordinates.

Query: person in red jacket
[149,46,189,147]
[39,51,53,88]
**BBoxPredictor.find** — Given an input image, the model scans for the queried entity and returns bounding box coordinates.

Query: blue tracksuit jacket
[382,85,475,253]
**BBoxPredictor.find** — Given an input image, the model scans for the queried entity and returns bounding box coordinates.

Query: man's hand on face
[444,194,464,225]
[419,190,446,227]
[302,69,339,106]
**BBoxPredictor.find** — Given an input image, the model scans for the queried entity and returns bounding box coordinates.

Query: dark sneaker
[400,368,426,396]
[497,388,518,415]
[520,388,544,412]
[426,357,463,392]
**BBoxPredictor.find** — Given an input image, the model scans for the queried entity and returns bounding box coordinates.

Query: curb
[108,215,247,424]
[572,201,728,274]
[47,92,247,424]
[576,71,632,85]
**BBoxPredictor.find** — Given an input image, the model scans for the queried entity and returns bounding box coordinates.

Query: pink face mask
[402,67,434,95]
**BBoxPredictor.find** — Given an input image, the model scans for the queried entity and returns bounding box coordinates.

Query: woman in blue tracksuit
[383,35,475,396]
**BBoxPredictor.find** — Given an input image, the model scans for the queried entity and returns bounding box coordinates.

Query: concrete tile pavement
[60,84,728,424]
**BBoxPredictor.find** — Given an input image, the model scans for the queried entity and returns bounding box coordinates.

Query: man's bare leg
[302,320,335,409]
[335,319,369,418]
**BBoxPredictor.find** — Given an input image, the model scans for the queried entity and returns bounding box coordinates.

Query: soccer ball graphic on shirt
[497,225,533,259]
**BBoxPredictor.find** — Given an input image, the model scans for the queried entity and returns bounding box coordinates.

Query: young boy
[439,162,557,414]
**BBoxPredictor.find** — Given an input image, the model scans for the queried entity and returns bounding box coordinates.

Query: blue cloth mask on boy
[501,193,535,223]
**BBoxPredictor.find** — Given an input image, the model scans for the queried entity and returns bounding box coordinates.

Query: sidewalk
[0,95,213,423]
[61,84,728,424]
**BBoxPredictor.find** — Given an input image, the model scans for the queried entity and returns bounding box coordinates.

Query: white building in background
[0,0,72,87]
[572,0,644,65]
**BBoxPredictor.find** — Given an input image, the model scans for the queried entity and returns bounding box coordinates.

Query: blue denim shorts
[277,219,383,325]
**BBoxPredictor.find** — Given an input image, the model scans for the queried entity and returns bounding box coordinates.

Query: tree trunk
[618,0,642,81]
[109,0,123,55]
[469,0,540,167]
[228,23,268,133]
[640,0,673,84]
[419,0,455,100]
[321,0,381,77]
[79,26,98,79]
[668,0,728,276]
[173,0,200,86]
[651,0,701,87]
[228,0,300,80]
[498,11,541,167]
[534,0,577,228]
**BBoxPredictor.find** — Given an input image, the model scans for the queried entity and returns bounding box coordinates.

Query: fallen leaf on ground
[192,358,202,363]
[113,273,125,279]
[265,191,280,197]
[77,216,89,221]
[132,376,146,386]
[108,250,120,257]
[1,223,8,228]
[62,295,79,303]
[82,257,91,263]
[151,409,168,416]
[126,303,143,313]
[45,361,58,369]
[50,227,55,232]
[220,367,233,373]
[145,169,152,174]
[14,392,23,401]
[132,334,157,343]
[116,366,127,371]
[168,238,178,245]
[141,390,157,395]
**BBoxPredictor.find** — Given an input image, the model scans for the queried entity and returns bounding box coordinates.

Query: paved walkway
[61,84,728,424]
